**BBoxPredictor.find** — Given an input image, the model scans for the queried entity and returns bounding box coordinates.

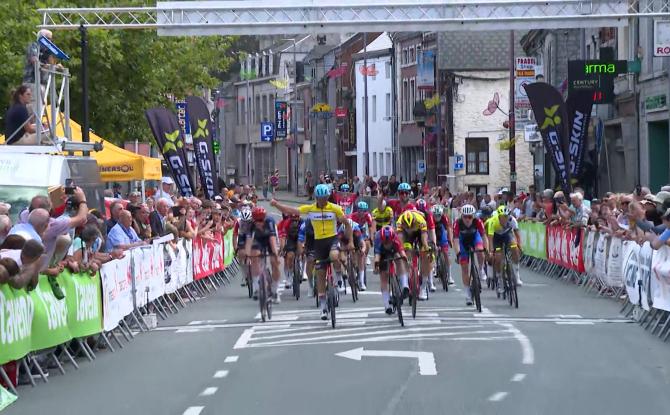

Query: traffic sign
[260,122,274,142]
[417,160,426,174]
[454,154,464,170]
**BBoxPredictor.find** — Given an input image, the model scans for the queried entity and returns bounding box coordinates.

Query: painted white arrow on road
[335,347,437,375]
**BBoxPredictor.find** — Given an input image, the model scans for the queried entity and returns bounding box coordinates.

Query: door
[648,121,669,192]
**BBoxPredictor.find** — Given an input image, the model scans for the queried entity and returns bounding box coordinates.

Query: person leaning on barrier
[643,209,670,250]
[0,239,45,290]
[105,210,146,252]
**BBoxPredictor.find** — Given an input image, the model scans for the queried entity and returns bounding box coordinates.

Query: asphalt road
[6,199,670,415]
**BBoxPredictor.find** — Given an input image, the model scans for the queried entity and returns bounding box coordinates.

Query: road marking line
[546,314,582,318]
[488,392,508,402]
[336,348,437,375]
[224,356,239,363]
[188,319,227,325]
[200,387,218,396]
[495,322,534,365]
[176,328,214,333]
[233,328,254,349]
[183,406,204,415]
[511,373,526,382]
[555,321,594,325]
[213,370,229,378]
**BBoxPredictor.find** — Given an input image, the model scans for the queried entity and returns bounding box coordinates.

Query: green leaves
[0,1,239,146]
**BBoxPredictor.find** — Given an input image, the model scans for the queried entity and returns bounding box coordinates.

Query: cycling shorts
[313,235,339,262]
[458,232,484,264]
[284,238,299,253]
[493,232,517,251]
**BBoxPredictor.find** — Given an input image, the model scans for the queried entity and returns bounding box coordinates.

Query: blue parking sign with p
[261,122,274,142]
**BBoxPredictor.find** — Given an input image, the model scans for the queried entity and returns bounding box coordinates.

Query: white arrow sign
[335,347,437,376]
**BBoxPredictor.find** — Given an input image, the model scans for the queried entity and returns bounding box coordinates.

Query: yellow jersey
[486,212,518,236]
[298,202,345,240]
[396,210,428,233]
[371,206,394,228]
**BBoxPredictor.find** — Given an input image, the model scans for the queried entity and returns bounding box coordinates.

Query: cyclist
[339,183,351,192]
[350,200,375,290]
[298,218,316,297]
[371,198,394,229]
[337,218,366,291]
[453,204,487,306]
[431,204,455,285]
[373,225,409,314]
[487,205,523,291]
[244,206,281,303]
[277,213,303,290]
[271,184,353,320]
[396,209,431,300]
[237,208,253,288]
[388,183,416,217]
[415,198,438,292]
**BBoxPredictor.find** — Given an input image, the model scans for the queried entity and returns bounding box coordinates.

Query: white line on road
[555,321,594,325]
[188,320,227,325]
[224,356,239,363]
[213,370,229,378]
[176,328,214,333]
[488,392,509,402]
[511,373,526,382]
[336,347,437,375]
[200,387,218,396]
[546,314,582,318]
[233,328,254,349]
[183,406,204,415]
[496,322,534,365]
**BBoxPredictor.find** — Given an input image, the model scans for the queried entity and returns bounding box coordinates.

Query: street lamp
[281,37,301,197]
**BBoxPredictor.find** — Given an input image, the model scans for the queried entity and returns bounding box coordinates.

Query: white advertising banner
[583,230,596,276]
[594,232,609,282]
[100,255,134,332]
[623,240,641,306]
[605,237,623,288]
[651,246,670,312]
[132,245,165,307]
[638,242,654,311]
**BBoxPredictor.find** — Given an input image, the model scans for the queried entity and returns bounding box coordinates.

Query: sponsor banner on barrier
[651,246,670,312]
[594,232,609,282]
[547,225,584,272]
[193,233,224,280]
[623,241,641,306]
[518,221,547,260]
[0,272,103,366]
[132,245,165,307]
[605,237,624,288]
[0,384,17,410]
[164,239,193,294]
[638,242,654,311]
[224,231,234,266]
[583,230,596,276]
[101,254,134,332]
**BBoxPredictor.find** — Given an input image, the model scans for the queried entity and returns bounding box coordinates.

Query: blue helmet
[357,201,369,211]
[340,183,350,192]
[398,182,411,192]
[314,184,331,199]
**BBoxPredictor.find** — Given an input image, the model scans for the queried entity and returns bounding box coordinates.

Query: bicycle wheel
[504,262,513,306]
[410,266,418,319]
[509,264,519,309]
[328,286,336,328]
[246,264,253,298]
[259,274,267,322]
[470,256,482,313]
[348,257,358,302]
[392,276,404,327]
[266,273,273,320]
[293,258,301,300]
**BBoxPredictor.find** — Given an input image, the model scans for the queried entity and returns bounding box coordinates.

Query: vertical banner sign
[514,57,536,115]
[186,96,219,199]
[275,101,288,138]
[566,89,594,178]
[145,108,195,197]
[175,99,192,144]
[524,82,572,193]
[417,50,435,90]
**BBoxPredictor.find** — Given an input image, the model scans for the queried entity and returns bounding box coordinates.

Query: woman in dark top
[4,86,39,145]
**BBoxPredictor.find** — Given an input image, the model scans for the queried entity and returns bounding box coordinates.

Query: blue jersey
[298,219,313,243]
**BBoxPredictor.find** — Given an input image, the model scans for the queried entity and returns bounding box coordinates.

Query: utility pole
[292,39,299,196]
[80,24,90,156]
[363,32,370,176]
[245,77,252,185]
[509,30,517,195]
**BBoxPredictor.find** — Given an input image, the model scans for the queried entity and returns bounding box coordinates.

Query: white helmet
[240,209,252,222]
[461,204,476,216]
[431,204,444,217]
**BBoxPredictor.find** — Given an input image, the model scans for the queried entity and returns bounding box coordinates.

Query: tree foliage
[0,0,247,145]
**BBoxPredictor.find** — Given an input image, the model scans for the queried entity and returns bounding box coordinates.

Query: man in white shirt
[155,176,175,207]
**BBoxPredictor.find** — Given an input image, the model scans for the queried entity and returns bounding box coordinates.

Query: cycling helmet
[314,184,331,199]
[379,225,395,243]
[398,182,411,192]
[400,211,415,228]
[461,204,476,216]
[240,209,252,222]
[379,199,387,209]
[416,199,428,212]
[480,206,493,217]
[251,206,266,221]
[431,204,444,218]
[497,205,511,216]
[340,183,350,192]
[357,201,369,211]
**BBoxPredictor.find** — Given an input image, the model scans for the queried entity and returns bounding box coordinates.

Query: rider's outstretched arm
[271,199,301,216]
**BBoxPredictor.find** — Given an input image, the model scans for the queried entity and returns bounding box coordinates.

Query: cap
[214,195,223,202]
[653,191,670,204]
[161,176,174,185]
[129,191,141,197]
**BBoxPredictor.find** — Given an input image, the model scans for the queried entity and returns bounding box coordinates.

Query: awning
[1,112,162,182]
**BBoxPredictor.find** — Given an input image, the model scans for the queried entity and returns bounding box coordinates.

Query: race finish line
[39,1,670,34]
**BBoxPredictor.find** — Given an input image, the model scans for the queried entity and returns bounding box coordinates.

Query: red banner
[192,233,225,280]
[546,225,584,272]
[334,191,357,215]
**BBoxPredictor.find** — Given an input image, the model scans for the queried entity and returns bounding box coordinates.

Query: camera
[65,179,75,195]
[64,179,80,211]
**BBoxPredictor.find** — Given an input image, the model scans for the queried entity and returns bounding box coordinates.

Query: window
[468,185,488,195]
[402,48,408,65]
[385,93,391,118]
[466,137,489,174]
[372,95,377,122]
[238,98,245,125]
[409,47,415,64]
[255,95,261,123]
[378,153,384,177]
[409,78,415,121]
[385,61,391,79]
[386,152,392,175]
[416,45,422,63]
[402,80,409,121]
[262,95,268,121]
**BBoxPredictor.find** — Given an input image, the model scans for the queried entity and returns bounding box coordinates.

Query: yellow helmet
[401,211,415,228]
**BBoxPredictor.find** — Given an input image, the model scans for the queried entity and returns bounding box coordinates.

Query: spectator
[305,171,315,200]
[146,197,155,213]
[106,210,145,252]
[4,85,47,145]
[270,169,280,198]
[155,177,176,207]
[0,239,44,290]
[9,208,49,243]
[387,175,399,196]
[0,215,11,245]
[647,208,670,249]
[352,176,364,195]
[567,192,591,227]
[0,202,10,216]
[524,185,536,216]
[128,191,141,207]
[112,183,122,199]
[150,198,170,237]
[106,201,124,234]
[131,204,152,240]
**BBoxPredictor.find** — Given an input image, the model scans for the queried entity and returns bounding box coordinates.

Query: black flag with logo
[566,90,594,178]
[145,108,195,197]
[524,82,572,194]
[186,96,219,199]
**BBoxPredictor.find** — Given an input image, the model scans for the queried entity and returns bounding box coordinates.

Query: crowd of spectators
[304,170,433,200]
